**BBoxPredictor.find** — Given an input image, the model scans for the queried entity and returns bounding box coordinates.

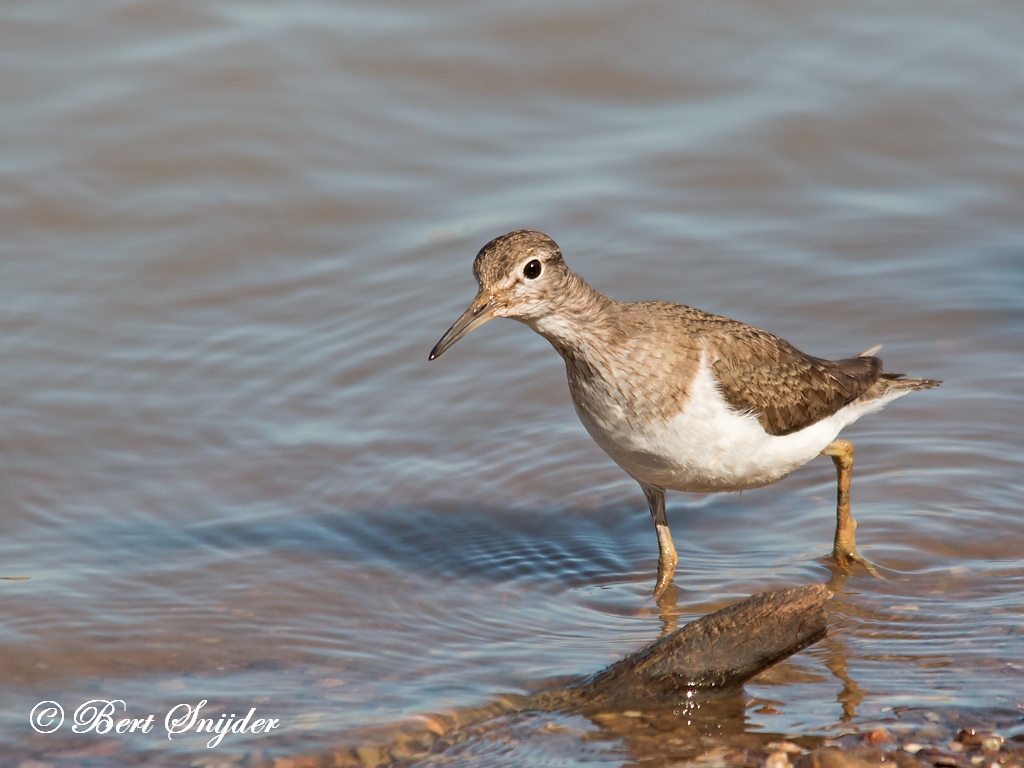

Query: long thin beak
[429,295,495,360]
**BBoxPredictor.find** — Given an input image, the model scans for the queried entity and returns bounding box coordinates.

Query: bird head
[429,230,569,359]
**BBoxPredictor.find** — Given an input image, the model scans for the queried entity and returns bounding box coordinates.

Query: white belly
[574,356,904,493]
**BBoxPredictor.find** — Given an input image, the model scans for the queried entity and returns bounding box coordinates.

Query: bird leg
[641,484,677,597]
[821,439,880,577]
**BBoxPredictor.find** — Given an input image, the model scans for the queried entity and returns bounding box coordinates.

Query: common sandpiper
[429,230,940,596]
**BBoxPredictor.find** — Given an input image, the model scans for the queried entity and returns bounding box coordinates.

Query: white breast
[573,353,906,493]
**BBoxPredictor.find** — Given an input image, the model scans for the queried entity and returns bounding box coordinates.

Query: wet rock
[867,729,894,745]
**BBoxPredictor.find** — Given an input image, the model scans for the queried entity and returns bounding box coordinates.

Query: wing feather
[708,328,882,436]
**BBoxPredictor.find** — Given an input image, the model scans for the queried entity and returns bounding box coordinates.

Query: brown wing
[709,328,883,436]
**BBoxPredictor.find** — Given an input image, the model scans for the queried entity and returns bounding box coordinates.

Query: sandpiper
[429,230,940,596]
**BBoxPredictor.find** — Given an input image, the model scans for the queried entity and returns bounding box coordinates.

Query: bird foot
[833,547,883,579]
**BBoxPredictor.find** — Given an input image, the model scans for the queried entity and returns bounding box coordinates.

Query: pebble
[765,751,792,768]
[981,738,1003,753]
[769,742,806,754]
[795,747,883,768]
[867,729,894,745]
[904,744,924,755]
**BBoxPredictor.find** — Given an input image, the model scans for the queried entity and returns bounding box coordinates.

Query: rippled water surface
[1,0,1022,764]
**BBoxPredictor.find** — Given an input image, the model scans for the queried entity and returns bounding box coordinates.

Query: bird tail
[878,373,942,393]
[855,343,941,393]
[850,373,940,418]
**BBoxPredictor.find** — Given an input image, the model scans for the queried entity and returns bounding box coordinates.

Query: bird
[429,230,940,596]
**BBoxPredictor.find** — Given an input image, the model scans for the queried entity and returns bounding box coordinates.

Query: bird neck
[524,272,622,361]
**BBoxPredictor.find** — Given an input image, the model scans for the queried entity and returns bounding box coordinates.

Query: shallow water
[0,0,1022,764]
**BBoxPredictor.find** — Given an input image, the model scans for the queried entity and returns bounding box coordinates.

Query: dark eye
[523,259,542,279]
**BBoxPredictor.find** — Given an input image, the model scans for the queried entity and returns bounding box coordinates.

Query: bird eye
[523,259,542,280]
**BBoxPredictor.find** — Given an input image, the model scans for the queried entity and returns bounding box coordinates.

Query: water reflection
[656,583,682,636]
[820,567,866,723]
[822,635,865,724]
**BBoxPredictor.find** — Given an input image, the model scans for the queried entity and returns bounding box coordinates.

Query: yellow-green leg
[821,439,880,577]
[642,484,677,597]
